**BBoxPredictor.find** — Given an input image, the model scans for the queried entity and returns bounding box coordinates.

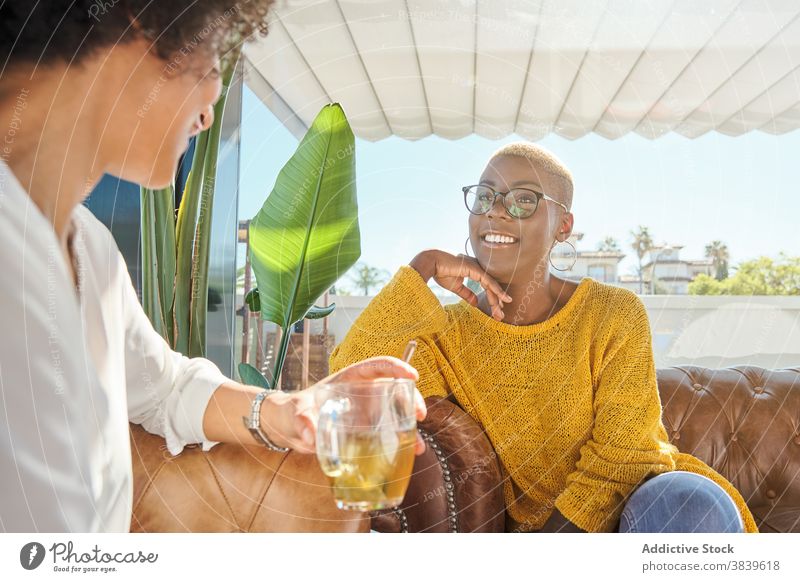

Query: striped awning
[243,0,800,141]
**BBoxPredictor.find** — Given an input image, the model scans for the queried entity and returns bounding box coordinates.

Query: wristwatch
[242,390,290,453]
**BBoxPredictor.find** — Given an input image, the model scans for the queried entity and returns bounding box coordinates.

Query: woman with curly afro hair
[0,1,424,532]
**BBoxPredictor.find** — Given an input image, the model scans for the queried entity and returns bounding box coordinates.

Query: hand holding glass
[315,378,418,511]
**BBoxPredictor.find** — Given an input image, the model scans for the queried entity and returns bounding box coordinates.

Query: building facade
[640,245,714,294]
[550,234,714,295]
[550,232,625,285]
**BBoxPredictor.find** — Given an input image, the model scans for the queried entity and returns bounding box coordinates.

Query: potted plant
[239,103,359,389]
[140,56,360,388]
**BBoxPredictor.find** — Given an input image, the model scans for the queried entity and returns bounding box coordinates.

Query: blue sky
[239,85,799,288]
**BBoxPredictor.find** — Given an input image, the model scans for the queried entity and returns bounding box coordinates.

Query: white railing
[319,293,800,371]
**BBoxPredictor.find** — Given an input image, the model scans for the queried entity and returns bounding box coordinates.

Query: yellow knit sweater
[329,266,758,533]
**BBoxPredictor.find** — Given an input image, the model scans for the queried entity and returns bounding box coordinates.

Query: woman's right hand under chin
[408,250,511,321]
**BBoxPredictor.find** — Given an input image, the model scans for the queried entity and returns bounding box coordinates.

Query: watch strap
[243,390,290,453]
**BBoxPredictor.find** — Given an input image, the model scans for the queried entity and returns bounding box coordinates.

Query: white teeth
[484,234,517,244]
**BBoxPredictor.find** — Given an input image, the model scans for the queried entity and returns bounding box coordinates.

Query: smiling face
[468,154,573,285]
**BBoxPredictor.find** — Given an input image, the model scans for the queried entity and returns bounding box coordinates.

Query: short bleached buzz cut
[488,142,574,211]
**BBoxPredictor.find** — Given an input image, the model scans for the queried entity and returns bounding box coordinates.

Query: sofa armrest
[371,396,505,532]
[129,423,369,532]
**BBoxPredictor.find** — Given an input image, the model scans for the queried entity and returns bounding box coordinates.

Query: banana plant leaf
[304,303,336,319]
[238,362,271,389]
[244,288,335,320]
[248,103,359,385]
[244,288,260,312]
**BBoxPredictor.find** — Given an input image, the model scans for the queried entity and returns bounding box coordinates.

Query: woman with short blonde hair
[331,142,757,533]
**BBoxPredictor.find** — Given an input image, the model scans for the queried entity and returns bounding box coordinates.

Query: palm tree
[704,240,730,281]
[630,226,654,294]
[597,236,620,253]
[348,263,388,296]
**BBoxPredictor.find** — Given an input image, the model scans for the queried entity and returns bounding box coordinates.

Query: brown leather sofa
[372,365,800,533]
[130,365,800,533]
[129,424,368,532]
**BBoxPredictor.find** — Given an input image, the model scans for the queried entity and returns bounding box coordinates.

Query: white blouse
[0,160,228,532]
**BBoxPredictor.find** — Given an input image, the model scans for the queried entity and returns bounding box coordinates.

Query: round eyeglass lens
[506,189,539,218]
[464,185,495,215]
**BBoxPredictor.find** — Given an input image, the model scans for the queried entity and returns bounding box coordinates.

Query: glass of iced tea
[315,378,417,511]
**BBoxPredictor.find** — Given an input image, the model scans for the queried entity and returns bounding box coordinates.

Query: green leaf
[249,103,360,385]
[188,76,230,358]
[245,288,260,312]
[173,50,240,357]
[140,52,242,357]
[304,303,336,319]
[140,187,161,336]
[238,363,271,389]
[154,186,177,345]
[174,131,209,355]
[140,185,176,345]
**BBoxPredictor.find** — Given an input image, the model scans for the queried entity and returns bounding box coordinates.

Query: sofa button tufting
[672,431,680,441]
[794,435,800,445]
[730,433,738,442]
[753,385,765,394]
[766,489,777,500]
[692,383,703,391]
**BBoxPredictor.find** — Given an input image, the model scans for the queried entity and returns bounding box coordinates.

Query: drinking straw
[402,340,417,364]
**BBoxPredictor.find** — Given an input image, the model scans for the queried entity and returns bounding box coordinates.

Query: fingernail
[504,294,512,302]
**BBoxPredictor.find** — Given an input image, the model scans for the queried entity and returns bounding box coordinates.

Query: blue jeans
[619,471,744,533]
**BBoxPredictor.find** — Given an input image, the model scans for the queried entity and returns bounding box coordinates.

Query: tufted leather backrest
[371,395,506,532]
[372,366,800,533]
[658,366,800,533]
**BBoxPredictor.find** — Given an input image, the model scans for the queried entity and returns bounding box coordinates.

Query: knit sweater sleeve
[329,265,452,399]
[554,294,676,532]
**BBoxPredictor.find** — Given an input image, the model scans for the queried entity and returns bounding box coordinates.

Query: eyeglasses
[462,184,568,219]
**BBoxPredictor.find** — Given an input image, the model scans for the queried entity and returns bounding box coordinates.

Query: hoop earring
[464,236,474,258]
[549,238,577,271]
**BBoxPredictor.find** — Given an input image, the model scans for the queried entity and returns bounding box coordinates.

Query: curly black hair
[0,0,273,69]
